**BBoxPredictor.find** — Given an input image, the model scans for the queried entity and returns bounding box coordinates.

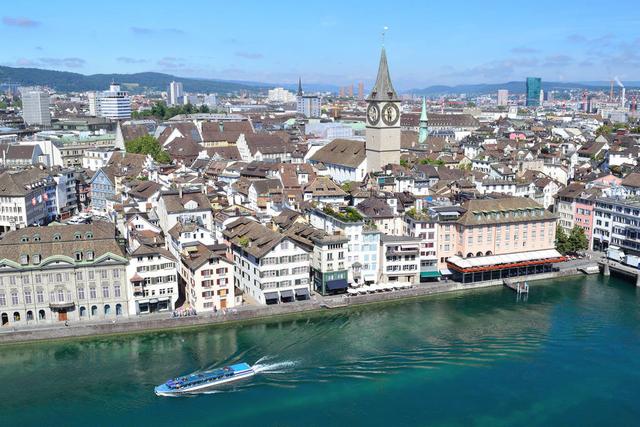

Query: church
[365,47,402,172]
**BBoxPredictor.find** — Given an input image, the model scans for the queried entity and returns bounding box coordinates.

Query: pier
[504,279,529,294]
[599,259,640,287]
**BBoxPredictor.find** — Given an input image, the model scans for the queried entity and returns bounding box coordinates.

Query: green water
[2,275,640,426]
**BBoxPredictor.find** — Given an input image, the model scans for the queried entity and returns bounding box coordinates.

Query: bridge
[599,259,640,287]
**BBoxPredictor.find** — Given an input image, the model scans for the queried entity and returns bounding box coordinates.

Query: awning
[280,289,294,299]
[137,299,150,305]
[421,271,441,278]
[440,268,453,275]
[295,288,309,297]
[446,249,565,273]
[264,292,278,301]
[149,298,159,304]
[326,278,348,291]
[158,297,170,302]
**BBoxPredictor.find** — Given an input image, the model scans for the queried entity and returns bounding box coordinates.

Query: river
[1,275,639,426]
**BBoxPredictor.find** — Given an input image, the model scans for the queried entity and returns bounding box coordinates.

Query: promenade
[0,263,591,345]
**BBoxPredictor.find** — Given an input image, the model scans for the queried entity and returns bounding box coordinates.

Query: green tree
[555,225,570,255]
[596,124,613,136]
[568,225,588,253]
[400,158,409,168]
[125,135,172,164]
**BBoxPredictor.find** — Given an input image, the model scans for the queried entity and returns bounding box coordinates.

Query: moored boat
[154,362,254,396]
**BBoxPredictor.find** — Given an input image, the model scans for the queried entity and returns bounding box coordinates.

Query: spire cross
[382,26,388,46]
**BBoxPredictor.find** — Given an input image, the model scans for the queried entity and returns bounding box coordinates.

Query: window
[57,289,64,302]
[78,288,85,300]
[76,271,83,281]
[74,233,82,240]
[36,289,44,303]
[90,287,97,299]
[33,234,40,242]
[114,285,121,298]
[24,289,32,304]
[75,252,82,261]
[86,232,93,239]
[113,269,120,279]
[0,293,5,306]
[11,292,19,305]
[53,234,61,241]
[88,270,95,280]
[102,286,109,298]
[100,270,108,280]
[20,254,29,265]
[20,236,29,243]
[86,251,94,261]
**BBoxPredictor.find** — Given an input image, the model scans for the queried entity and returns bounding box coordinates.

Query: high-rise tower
[365,47,401,172]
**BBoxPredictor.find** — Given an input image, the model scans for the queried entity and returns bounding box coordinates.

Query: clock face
[381,103,400,126]
[367,104,380,125]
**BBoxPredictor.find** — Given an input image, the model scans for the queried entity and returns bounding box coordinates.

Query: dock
[504,279,529,294]
[599,259,640,287]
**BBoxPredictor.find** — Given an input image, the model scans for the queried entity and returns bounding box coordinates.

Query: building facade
[21,89,51,128]
[0,223,128,327]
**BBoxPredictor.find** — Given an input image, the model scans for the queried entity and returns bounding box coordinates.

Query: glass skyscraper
[526,77,542,107]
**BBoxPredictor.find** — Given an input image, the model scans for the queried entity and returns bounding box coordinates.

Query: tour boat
[154,362,255,396]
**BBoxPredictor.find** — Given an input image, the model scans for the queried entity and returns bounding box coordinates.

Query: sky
[1,0,639,90]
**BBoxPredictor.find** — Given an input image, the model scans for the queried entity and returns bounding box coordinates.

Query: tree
[555,225,570,254]
[568,225,588,253]
[400,158,409,168]
[596,124,613,136]
[125,135,172,164]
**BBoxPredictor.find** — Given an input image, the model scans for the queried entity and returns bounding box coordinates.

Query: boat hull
[154,368,255,396]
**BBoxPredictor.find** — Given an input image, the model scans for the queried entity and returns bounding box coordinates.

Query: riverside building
[0,223,129,326]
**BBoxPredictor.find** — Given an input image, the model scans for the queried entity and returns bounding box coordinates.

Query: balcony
[49,301,75,309]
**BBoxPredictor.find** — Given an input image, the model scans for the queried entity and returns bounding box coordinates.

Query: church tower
[365,47,401,172]
[418,96,429,144]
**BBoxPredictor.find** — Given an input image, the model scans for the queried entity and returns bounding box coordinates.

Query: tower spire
[368,46,398,101]
[297,77,303,96]
[419,97,429,144]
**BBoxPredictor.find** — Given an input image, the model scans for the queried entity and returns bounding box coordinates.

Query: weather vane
[382,26,389,46]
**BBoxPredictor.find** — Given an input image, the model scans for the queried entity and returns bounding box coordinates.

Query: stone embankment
[0,268,584,345]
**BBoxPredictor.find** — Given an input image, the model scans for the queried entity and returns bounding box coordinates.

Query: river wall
[0,269,582,345]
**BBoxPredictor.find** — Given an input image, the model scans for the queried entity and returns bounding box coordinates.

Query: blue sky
[1,0,639,89]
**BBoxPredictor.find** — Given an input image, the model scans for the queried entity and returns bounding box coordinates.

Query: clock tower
[365,46,401,172]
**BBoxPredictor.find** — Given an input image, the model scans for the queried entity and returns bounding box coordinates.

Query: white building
[168,81,184,106]
[497,89,509,107]
[204,94,217,107]
[268,87,296,103]
[379,235,421,284]
[98,83,131,120]
[87,91,98,116]
[308,207,381,285]
[82,147,115,171]
[223,218,311,305]
[127,246,178,315]
[156,189,214,234]
[0,168,57,233]
[179,243,236,312]
[21,88,51,127]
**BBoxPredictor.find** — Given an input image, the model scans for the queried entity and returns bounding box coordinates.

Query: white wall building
[21,89,51,127]
[127,246,178,315]
[168,81,184,106]
[98,83,131,120]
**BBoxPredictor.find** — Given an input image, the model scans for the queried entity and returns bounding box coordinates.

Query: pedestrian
[64,320,69,327]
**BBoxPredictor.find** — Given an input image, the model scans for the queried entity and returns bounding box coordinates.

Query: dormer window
[86,232,93,239]
[74,252,83,262]
[86,251,94,261]
[19,254,29,265]
[33,254,41,265]
[33,234,40,242]
[20,236,29,243]
[74,233,82,240]
[53,234,61,241]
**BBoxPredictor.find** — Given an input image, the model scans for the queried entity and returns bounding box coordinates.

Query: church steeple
[297,77,303,96]
[419,96,429,144]
[367,47,398,101]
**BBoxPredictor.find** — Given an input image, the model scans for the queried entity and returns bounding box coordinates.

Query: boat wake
[252,356,298,374]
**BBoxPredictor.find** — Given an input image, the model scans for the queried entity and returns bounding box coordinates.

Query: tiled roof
[309,139,366,169]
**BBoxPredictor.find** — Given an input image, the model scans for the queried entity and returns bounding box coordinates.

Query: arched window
[26,310,33,321]
[116,304,122,316]
[86,232,93,239]
[476,251,483,257]
[79,306,87,317]
[486,250,493,256]
[38,309,46,320]
[466,253,474,258]
[104,304,111,315]
[1,312,8,325]
[13,312,20,322]
[74,233,82,240]
[20,236,29,243]
[33,234,40,242]
[91,305,98,316]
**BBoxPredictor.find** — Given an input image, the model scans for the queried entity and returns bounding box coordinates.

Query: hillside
[0,66,266,94]
[409,81,639,96]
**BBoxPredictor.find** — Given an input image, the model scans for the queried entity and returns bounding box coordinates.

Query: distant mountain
[0,66,268,94]
[408,81,640,96]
